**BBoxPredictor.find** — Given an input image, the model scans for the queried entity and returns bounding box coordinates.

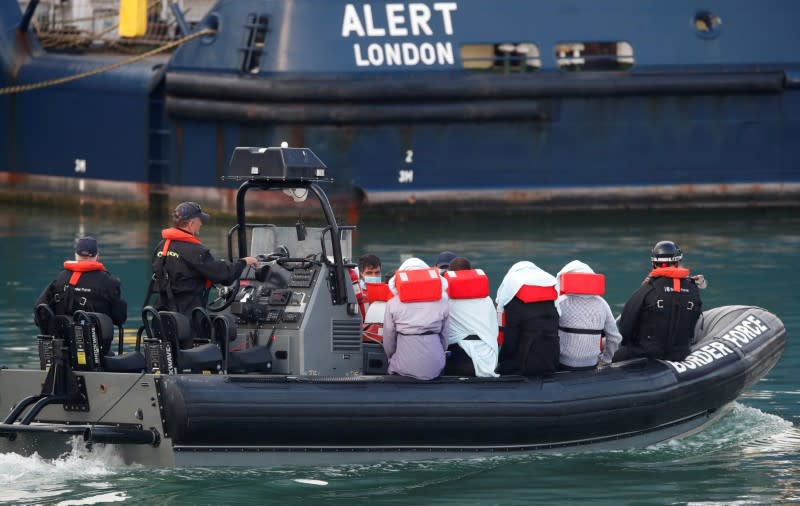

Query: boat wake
[270,403,799,503]
[627,402,797,463]
[0,436,128,505]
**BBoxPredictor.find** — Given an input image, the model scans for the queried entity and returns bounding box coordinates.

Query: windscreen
[250,225,352,263]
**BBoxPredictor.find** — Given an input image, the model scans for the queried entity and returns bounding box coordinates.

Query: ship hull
[1,0,799,215]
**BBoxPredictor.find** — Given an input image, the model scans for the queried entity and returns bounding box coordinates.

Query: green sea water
[0,204,797,505]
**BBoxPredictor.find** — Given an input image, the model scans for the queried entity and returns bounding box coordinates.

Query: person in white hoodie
[555,260,622,370]
[443,257,499,377]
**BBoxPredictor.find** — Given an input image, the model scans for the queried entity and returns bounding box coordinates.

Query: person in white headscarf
[443,257,499,377]
[495,261,560,376]
[555,260,622,370]
[383,258,449,380]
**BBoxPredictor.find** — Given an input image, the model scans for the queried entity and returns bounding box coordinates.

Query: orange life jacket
[649,266,690,292]
[63,260,106,285]
[445,269,490,299]
[160,227,212,288]
[161,227,203,245]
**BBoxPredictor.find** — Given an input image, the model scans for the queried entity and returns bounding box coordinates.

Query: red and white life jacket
[362,282,392,343]
[365,282,393,303]
[558,272,607,351]
[445,269,489,299]
[365,270,443,343]
[348,268,366,319]
[559,272,605,296]
[394,268,442,303]
[497,308,506,346]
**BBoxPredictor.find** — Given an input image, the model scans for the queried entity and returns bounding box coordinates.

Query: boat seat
[34,303,56,336]
[101,351,148,373]
[74,311,146,373]
[158,311,223,374]
[34,305,70,370]
[190,307,214,345]
[141,306,175,373]
[213,313,273,374]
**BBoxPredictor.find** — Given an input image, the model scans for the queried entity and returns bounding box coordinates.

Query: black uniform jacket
[151,228,247,316]
[496,297,560,376]
[35,262,127,326]
[616,269,702,361]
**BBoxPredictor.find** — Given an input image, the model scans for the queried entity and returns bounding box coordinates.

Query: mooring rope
[0,27,214,95]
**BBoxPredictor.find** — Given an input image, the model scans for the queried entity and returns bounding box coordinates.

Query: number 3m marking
[398,170,414,183]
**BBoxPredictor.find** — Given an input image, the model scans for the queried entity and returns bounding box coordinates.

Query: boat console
[216,146,363,376]
[224,222,362,376]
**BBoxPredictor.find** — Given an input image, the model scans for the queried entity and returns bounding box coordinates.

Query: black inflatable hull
[0,306,785,465]
[159,306,785,452]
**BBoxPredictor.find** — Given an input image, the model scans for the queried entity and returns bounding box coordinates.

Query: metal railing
[16,0,206,51]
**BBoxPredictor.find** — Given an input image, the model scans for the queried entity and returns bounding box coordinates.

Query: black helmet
[651,240,683,266]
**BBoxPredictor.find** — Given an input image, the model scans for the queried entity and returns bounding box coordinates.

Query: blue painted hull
[1,0,799,212]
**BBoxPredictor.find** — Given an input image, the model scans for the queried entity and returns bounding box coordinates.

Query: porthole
[555,41,634,71]
[460,43,540,73]
[693,11,722,39]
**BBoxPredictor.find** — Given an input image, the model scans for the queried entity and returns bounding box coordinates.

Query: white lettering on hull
[354,42,454,67]
[344,3,458,68]
[667,315,770,375]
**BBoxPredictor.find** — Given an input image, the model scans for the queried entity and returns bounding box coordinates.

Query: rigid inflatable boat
[0,147,787,467]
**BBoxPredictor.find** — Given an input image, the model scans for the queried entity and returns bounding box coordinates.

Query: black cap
[75,237,98,257]
[174,202,209,223]
[435,251,457,268]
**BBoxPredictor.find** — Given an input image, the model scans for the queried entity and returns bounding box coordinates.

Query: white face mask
[364,276,382,284]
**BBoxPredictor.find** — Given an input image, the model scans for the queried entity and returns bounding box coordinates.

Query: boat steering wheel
[207,279,241,312]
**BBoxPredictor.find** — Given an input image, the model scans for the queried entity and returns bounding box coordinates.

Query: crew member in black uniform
[35,236,127,326]
[150,202,258,317]
[613,240,706,362]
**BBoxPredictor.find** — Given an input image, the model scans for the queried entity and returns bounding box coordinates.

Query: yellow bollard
[119,0,148,38]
